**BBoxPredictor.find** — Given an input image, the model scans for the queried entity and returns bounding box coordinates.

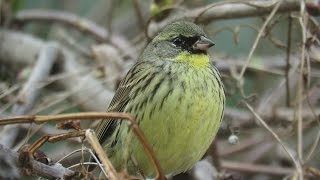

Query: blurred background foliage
[1,0,320,180]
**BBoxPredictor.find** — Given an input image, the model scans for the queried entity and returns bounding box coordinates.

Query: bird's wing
[95,61,151,144]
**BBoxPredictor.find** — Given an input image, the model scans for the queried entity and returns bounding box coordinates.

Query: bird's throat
[174,52,210,68]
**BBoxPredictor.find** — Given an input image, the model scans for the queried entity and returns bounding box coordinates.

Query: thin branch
[15,10,108,42]
[256,56,300,116]
[296,0,307,166]
[132,0,145,31]
[224,107,320,127]
[13,43,59,115]
[0,112,166,180]
[191,0,320,23]
[105,0,116,41]
[305,129,320,162]
[285,15,292,107]
[244,102,303,179]
[85,130,118,179]
[238,0,283,79]
[221,160,294,176]
[14,9,137,60]
[0,143,75,179]
[127,0,320,39]
[0,84,20,100]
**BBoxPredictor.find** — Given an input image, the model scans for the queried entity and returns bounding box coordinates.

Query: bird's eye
[171,37,184,47]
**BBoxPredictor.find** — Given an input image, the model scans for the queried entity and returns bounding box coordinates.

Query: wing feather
[95,61,152,144]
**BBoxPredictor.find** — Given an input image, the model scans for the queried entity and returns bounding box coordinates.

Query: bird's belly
[125,81,223,177]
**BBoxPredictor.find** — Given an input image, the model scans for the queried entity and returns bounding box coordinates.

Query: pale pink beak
[193,36,215,51]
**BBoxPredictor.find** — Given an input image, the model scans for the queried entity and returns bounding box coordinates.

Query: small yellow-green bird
[95,21,225,178]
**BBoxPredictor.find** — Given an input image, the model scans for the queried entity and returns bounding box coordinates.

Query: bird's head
[142,21,214,68]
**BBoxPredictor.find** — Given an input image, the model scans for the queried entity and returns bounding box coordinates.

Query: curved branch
[14,9,137,60]
[191,0,320,23]
[15,10,108,42]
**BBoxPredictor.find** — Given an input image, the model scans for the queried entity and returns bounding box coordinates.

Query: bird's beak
[192,36,215,51]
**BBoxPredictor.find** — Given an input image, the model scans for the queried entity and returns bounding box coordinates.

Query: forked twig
[0,112,166,180]
[0,143,75,179]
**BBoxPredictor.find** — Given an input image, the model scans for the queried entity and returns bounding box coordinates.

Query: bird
[94,21,225,178]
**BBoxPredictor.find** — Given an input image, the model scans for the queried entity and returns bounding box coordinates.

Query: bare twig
[0,143,75,179]
[85,129,118,179]
[225,107,320,127]
[256,57,300,117]
[305,129,320,162]
[141,0,320,39]
[0,84,20,100]
[13,43,59,115]
[0,112,166,179]
[132,0,145,30]
[238,0,283,79]
[296,0,307,166]
[244,102,303,179]
[191,0,320,23]
[285,15,292,107]
[105,0,116,41]
[15,10,108,42]
[221,160,294,176]
[14,9,137,60]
